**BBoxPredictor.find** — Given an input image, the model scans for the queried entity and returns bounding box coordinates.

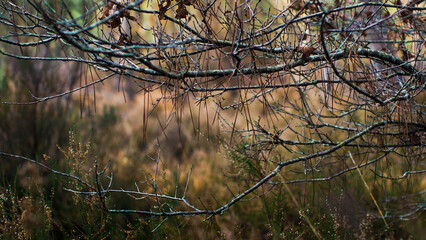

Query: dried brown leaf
[296,46,316,60]
[99,2,113,20]
[176,2,189,19]
[159,0,171,20]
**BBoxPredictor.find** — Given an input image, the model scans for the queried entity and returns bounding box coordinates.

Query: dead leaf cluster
[99,0,137,28]
[159,0,194,19]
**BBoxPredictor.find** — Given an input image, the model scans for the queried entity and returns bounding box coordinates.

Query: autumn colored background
[0,0,425,239]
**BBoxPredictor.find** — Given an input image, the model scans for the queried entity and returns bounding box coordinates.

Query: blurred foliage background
[0,0,425,239]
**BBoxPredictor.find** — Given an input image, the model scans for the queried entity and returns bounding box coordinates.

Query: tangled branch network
[0,0,425,218]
